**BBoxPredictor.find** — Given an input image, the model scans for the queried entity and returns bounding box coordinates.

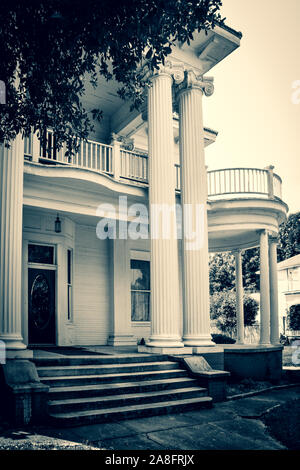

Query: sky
[203,0,300,214]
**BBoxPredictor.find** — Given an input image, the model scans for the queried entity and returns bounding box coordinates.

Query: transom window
[28,244,54,265]
[131,259,150,322]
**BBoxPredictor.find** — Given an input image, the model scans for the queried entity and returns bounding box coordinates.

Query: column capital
[269,235,279,244]
[176,70,214,98]
[110,132,122,144]
[260,228,270,236]
[141,60,186,84]
[232,248,243,256]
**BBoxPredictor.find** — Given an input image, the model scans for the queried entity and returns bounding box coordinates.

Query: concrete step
[37,361,179,377]
[33,354,168,367]
[49,396,213,426]
[48,377,200,400]
[41,369,189,387]
[48,387,207,413]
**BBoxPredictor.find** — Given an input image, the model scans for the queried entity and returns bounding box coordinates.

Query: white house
[277,254,300,335]
[0,21,289,424]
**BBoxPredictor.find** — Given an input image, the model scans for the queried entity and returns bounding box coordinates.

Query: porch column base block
[139,345,192,355]
[183,335,215,347]
[5,349,33,360]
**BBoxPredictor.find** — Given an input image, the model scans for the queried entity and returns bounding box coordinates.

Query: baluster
[233,169,236,193]
[213,171,216,195]
[145,156,148,182]
[79,140,82,167]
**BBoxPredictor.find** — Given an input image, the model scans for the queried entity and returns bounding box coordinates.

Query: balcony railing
[24,132,283,200]
[24,130,113,175]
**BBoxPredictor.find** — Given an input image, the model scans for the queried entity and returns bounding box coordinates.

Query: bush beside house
[210,290,258,338]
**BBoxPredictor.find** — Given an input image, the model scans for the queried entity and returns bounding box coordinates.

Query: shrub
[211,333,236,344]
[210,290,258,337]
[287,304,300,331]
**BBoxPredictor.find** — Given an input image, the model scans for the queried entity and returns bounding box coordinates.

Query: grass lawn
[262,398,300,450]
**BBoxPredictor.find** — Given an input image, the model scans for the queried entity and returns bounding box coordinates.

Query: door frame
[23,237,61,346]
[28,264,57,346]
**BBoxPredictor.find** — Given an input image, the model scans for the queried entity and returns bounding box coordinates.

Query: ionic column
[259,229,271,344]
[269,236,280,344]
[233,249,245,344]
[177,71,214,346]
[0,135,27,350]
[146,68,183,348]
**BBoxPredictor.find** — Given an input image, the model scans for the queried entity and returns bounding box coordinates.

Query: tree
[210,290,258,337]
[241,248,259,291]
[287,304,300,331]
[0,0,223,152]
[209,253,235,295]
[278,212,300,262]
[209,249,259,294]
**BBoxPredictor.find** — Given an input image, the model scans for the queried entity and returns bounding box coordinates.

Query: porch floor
[32,345,141,359]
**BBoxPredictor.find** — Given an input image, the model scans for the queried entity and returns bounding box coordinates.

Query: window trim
[67,248,73,322]
[130,252,151,323]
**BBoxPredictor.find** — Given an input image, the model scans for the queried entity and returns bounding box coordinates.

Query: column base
[138,345,193,355]
[0,334,27,351]
[146,336,184,349]
[183,335,215,347]
[0,335,31,361]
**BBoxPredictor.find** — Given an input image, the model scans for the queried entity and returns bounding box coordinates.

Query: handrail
[24,132,283,201]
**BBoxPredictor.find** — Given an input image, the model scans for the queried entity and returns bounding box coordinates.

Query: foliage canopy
[0,0,223,151]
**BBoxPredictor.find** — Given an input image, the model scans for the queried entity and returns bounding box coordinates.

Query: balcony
[24,133,282,201]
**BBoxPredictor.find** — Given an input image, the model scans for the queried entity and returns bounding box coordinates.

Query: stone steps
[48,376,199,400]
[49,396,213,426]
[34,353,213,425]
[40,368,189,388]
[34,354,167,367]
[48,386,207,413]
[37,361,179,377]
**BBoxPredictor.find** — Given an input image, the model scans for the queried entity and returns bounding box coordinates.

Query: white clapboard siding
[74,225,110,345]
[131,323,151,342]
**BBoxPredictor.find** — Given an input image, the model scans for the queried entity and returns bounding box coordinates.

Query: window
[28,244,54,264]
[131,259,150,321]
[67,249,73,321]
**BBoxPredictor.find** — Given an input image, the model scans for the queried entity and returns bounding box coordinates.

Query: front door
[28,268,56,345]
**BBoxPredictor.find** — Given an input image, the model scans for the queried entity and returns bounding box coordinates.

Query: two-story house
[0,21,289,425]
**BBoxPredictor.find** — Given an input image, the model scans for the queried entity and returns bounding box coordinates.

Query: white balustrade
[120,149,148,183]
[24,133,282,200]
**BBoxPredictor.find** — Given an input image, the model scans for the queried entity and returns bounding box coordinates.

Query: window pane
[28,244,54,264]
[67,249,72,284]
[130,260,150,290]
[131,292,150,321]
[68,285,72,321]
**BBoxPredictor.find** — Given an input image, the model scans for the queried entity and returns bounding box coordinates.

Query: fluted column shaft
[269,237,280,344]
[147,71,183,348]
[178,81,214,346]
[0,135,26,349]
[234,249,244,344]
[260,229,271,344]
